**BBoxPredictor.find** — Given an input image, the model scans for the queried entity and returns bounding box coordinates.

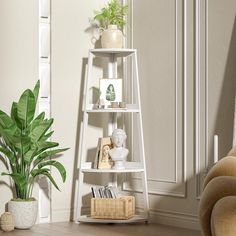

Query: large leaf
[29,118,53,143]
[40,131,54,142]
[24,146,37,163]
[32,148,69,166]
[0,123,19,150]
[31,168,60,190]
[33,80,40,102]
[1,172,27,191]
[35,141,59,155]
[13,135,31,154]
[29,112,45,132]
[38,160,66,182]
[17,89,36,128]
[0,147,16,164]
[0,110,17,133]
[10,102,22,129]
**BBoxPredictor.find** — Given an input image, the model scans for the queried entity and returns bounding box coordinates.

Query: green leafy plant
[93,0,128,29]
[0,81,68,200]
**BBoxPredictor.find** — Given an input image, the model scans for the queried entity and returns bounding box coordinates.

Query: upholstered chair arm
[227,147,236,156]
[203,156,236,189]
[199,176,236,236]
[211,196,236,236]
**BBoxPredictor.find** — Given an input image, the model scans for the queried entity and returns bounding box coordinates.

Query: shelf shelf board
[81,167,144,173]
[77,214,148,224]
[90,48,136,57]
[81,162,144,173]
[86,104,140,113]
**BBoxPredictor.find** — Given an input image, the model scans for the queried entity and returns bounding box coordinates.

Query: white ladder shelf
[76,48,149,223]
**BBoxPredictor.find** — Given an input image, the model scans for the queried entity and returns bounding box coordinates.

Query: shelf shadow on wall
[214,16,236,160]
[70,56,117,220]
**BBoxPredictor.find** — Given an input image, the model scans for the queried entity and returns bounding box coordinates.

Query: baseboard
[149,209,200,230]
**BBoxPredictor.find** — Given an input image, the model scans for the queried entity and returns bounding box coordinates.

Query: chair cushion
[211,196,236,236]
[199,176,236,236]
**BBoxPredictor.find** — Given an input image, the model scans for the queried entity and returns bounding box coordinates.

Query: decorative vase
[8,199,38,229]
[101,25,124,48]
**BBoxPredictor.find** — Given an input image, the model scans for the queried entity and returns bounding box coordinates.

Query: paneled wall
[126,0,236,229]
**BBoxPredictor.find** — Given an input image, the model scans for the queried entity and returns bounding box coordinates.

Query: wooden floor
[0,222,201,236]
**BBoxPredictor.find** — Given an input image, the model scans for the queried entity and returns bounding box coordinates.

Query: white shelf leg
[134,51,149,218]
[76,52,93,221]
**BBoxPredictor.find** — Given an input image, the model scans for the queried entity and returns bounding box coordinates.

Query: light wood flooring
[0,222,201,236]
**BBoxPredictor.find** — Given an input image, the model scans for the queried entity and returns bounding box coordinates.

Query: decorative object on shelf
[0,212,15,232]
[95,137,113,169]
[109,129,129,170]
[111,101,119,108]
[93,0,128,48]
[91,196,135,220]
[0,81,68,229]
[91,185,119,198]
[119,102,126,108]
[101,25,123,48]
[100,78,122,108]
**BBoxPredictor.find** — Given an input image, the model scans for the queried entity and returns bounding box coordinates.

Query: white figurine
[109,129,129,169]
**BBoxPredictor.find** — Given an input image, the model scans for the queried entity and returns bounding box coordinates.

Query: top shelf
[90,48,136,58]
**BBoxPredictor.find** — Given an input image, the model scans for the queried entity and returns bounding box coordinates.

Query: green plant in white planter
[93,0,128,48]
[0,80,68,229]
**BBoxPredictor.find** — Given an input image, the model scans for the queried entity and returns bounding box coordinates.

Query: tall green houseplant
[0,81,68,200]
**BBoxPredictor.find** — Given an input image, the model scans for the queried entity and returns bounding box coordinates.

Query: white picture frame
[99,78,122,108]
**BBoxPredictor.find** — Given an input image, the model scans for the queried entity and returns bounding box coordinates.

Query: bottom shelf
[77,214,148,224]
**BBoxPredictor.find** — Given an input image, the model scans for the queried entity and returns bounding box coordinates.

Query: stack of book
[91,185,119,198]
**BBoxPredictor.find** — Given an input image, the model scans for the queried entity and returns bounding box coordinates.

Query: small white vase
[8,199,38,229]
[101,25,124,48]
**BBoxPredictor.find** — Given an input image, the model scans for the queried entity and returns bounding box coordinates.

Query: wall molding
[38,0,51,223]
[124,0,187,197]
[195,0,209,198]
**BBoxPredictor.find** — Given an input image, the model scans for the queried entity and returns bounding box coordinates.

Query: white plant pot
[101,25,124,48]
[8,199,38,229]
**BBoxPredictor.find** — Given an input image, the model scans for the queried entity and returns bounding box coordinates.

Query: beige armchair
[199,149,236,236]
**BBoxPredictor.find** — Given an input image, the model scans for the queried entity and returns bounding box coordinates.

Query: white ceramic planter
[101,25,124,48]
[8,200,38,229]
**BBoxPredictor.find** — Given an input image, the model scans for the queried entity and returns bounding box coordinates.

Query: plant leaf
[32,148,69,166]
[31,169,60,190]
[35,141,59,155]
[10,102,22,129]
[38,160,66,182]
[0,110,17,132]
[40,131,54,142]
[0,147,16,164]
[17,89,36,128]
[33,80,40,102]
[2,172,27,191]
[29,118,53,143]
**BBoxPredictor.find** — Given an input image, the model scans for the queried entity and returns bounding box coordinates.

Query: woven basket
[91,196,135,219]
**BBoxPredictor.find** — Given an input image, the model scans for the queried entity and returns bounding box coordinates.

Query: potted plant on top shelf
[93,0,128,48]
[0,80,68,229]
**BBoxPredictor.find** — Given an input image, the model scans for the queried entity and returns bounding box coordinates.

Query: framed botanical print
[99,78,122,108]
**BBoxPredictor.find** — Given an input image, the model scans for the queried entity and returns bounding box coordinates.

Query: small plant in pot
[0,81,68,229]
[93,0,128,48]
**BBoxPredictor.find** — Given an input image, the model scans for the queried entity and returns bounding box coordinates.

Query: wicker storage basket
[91,196,135,220]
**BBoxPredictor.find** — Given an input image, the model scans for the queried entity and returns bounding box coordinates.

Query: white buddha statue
[109,129,129,169]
